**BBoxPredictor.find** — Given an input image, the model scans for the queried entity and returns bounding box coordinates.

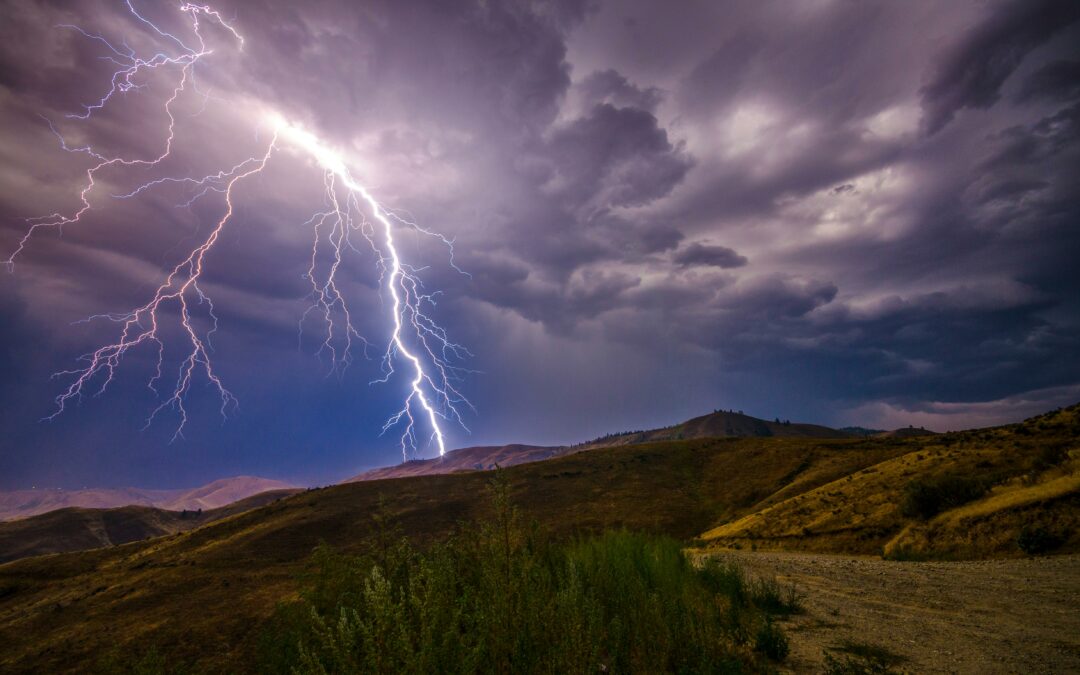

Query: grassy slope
[574,410,848,450]
[348,444,565,481]
[702,405,1080,558]
[0,436,901,674]
[0,490,301,564]
[0,406,1075,672]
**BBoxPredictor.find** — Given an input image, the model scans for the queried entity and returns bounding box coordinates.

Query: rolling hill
[350,409,853,482]
[572,409,850,450]
[348,444,564,481]
[0,476,297,522]
[0,434,910,673]
[701,405,1078,558]
[0,409,850,563]
[0,489,300,564]
[0,405,1073,672]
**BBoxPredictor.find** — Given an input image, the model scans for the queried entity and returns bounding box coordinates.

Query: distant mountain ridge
[347,444,565,482]
[574,410,849,449]
[0,476,295,522]
[0,489,300,563]
[348,409,854,482]
[2,411,923,516]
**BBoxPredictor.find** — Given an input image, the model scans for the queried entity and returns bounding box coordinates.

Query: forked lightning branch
[4,1,471,459]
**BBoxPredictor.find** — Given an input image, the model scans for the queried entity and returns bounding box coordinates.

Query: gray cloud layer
[1,0,1078,488]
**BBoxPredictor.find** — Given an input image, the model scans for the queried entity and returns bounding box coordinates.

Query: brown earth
[720,550,1080,674]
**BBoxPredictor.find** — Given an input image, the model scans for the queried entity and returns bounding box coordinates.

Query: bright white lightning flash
[4,2,471,458]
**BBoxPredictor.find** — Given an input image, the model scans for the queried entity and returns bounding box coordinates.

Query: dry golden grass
[702,405,1080,558]
[0,404,1075,672]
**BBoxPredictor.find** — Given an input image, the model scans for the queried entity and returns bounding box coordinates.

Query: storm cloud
[1,0,1078,489]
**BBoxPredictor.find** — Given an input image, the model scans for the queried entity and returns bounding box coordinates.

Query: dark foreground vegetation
[255,479,792,674]
[100,478,795,674]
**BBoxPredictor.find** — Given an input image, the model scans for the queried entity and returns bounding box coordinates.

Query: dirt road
[720,551,1080,674]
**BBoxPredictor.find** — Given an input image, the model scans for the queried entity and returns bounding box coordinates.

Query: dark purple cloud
[920,0,1080,135]
[672,243,747,269]
[1,0,1078,489]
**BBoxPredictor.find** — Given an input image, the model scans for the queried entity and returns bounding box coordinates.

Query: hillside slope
[0,476,296,522]
[701,404,1079,558]
[1,407,1073,672]
[574,410,849,450]
[353,410,852,482]
[348,444,565,481]
[0,489,300,564]
[0,435,907,674]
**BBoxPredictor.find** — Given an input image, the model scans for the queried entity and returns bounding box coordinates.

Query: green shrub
[900,474,989,519]
[754,617,789,661]
[1017,525,1064,555]
[259,475,786,673]
[750,577,803,616]
[1032,444,1069,471]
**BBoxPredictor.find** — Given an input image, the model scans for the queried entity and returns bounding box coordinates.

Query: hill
[0,435,910,673]
[0,405,1075,672]
[352,409,852,482]
[0,476,297,522]
[572,409,849,450]
[348,444,564,481]
[701,405,1079,558]
[874,425,938,439]
[0,489,300,564]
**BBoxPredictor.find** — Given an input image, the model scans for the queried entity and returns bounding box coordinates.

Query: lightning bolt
[4,1,470,458]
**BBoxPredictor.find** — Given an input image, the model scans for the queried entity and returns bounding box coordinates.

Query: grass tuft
[900,474,989,520]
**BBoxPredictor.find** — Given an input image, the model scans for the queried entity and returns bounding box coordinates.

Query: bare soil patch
[720,551,1080,674]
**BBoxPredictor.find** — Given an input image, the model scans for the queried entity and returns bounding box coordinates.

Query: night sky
[1,0,1079,490]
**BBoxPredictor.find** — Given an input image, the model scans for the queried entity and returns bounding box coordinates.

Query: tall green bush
[258,475,785,674]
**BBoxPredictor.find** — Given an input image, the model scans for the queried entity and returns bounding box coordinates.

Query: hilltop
[350,409,853,482]
[347,444,564,481]
[573,409,849,450]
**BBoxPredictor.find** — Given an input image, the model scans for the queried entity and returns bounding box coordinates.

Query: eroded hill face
[701,404,1080,559]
